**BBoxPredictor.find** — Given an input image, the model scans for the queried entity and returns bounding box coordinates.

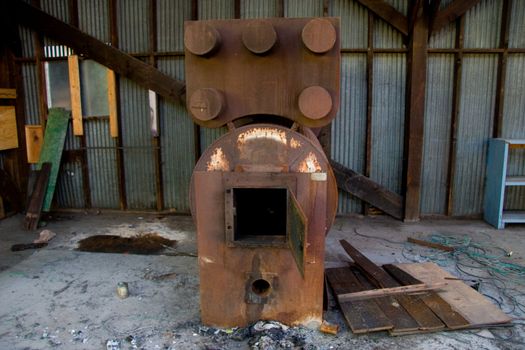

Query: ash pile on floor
[77,233,176,255]
[197,320,318,350]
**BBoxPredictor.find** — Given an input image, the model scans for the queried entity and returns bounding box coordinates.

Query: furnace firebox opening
[233,188,287,241]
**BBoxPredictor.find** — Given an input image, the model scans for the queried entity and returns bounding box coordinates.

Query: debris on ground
[76,233,177,254]
[10,242,48,251]
[106,339,120,350]
[319,320,339,335]
[34,229,56,244]
[195,321,313,350]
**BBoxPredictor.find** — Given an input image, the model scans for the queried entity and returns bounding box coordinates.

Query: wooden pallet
[326,240,511,335]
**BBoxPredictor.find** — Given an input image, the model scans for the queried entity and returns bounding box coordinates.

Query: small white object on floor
[34,229,56,244]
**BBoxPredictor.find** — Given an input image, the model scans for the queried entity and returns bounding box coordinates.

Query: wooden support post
[317,0,332,158]
[446,16,465,216]
[0,8,29,200]
[69,0,91,209]
[31,0,48,127]
[149,0,164,212]
[191,0,201,164]
[109,0,127,210]
[403,2,428,222]
[493,0,511,138]
[364,13,374,215]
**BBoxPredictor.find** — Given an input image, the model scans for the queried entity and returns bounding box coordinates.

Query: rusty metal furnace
[185,17,340,327]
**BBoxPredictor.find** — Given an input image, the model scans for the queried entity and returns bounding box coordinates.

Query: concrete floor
[0,212,524,349]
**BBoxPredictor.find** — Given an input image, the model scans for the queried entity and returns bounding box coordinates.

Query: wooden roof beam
[354,0,408,37]
[432,0,481,33]
[7,0,185,102]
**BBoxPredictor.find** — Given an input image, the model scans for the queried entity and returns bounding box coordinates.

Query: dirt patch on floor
[76,233,177,255]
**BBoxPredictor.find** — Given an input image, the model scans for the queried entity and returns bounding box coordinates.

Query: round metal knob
[184,22,221,56]
[242,20,277,54]
[298,86,333,120]
[189,88,224,121]
[301,18,336,54]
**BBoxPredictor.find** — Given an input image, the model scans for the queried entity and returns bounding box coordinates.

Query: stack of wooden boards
[326,240,512,336]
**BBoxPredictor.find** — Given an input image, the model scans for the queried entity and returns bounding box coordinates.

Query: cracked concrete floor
[0,212,524,349]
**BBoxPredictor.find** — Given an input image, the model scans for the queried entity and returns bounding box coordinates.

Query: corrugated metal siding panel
[63,123,82,151]
[21,63,40,124]
[463,0,502,49]
[370,54,406,194]
[119,78,157,209]
[200,127,228,152]
[78,0,110,43]
[157,0,191,52]
[420,55,454,214]
[285,0,322,17]
[428,21,455,49]
[452,55,497,215]
[330,0,367,49]
[383,0,408,15]
[157,58,195,212]
[439,0,455,9]
[199,0,235,19]
[18,26,34,58]
[502,54,525,210]
[85,120,120,208]
[241,0,278,18]
[509,0,525,48]
[56,161,85,208]
[373,0,406,49]
[41,0,72,58]
[331,54,367,214]
[41,0,69,22]
[117,0,149,53]
[373,19,404,49]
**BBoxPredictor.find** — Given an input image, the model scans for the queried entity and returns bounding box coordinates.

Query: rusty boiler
[185,17,340,327]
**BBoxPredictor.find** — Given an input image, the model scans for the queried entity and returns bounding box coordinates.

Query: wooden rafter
[432,0,481,33]
[354,0,408,36]
[8,0,186,102]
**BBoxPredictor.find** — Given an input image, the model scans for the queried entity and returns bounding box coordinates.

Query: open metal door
[287,190,308,277]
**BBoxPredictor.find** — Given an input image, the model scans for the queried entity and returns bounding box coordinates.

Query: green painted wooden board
[37,108,70,212]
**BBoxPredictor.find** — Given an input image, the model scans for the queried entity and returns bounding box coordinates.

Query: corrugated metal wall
[10,0,525,217]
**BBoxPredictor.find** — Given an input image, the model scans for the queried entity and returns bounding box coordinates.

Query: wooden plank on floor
[394,262,512,327]
[383,264,470,330]
[340,240,445,331]
[326,267,393,333]
[350,267,420,333]
[38,108,70,212]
